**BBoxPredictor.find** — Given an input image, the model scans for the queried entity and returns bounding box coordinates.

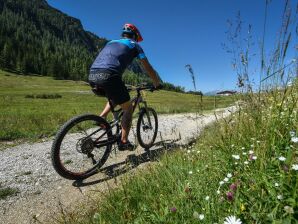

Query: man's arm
[139,58,160,87]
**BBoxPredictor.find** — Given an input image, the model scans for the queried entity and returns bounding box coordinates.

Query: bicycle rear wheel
[51,114,112,180]
[136,107,158,149]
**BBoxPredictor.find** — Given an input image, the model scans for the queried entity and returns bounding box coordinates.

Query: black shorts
[89,72,130,105]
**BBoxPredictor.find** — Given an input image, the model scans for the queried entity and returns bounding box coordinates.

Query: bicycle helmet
[122,23,143,42]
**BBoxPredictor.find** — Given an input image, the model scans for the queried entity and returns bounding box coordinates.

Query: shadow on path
[72,138,185,188]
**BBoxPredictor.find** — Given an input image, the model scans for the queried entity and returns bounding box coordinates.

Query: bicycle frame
[92,86,153,147]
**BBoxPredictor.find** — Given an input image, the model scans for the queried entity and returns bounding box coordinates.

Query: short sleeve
[136,44,146,59]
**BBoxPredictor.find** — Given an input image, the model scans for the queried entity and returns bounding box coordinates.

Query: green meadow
[0,70,235,142]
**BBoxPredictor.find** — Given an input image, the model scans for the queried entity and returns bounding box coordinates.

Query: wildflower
[240,204,245,212]
[256,140,260,143]
[250,144,254,148]
[274,183,279,187]
[170,207,177,213]
[291,164,298,171]
[248,150,254,154]
[289,131,295,137]
[241,147,245,150]
[291,137,298,143]
[224,215,242,224]
[187,150,191,153]
[194,212,204,220]
[219,181,224,186]
[242,152,247,155]
[205,196,210,201]
[252,156,257,160]
[184,184,192,193]
[224,177,229,182]
[226,191,234,201]
[189,171,193,175]
[227,173,232,178]
[232,155,240,160]
[284,206,294,214]
[277,195,283,200]
[244,161,249,165]
[231,144,234,147]
[216,190,220,194]
[283,165,289,172]
[229,183,237,192]
[278,156,286,161]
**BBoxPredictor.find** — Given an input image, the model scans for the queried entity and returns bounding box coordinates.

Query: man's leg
[119,100,133,143]
[100,101,111,119]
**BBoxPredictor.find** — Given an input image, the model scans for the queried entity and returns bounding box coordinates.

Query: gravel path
[0,106,237,224]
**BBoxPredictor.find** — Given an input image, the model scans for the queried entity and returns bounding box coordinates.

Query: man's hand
[140,58,161,88]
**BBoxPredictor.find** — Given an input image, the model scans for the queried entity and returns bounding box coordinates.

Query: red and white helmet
[122,23,143,42]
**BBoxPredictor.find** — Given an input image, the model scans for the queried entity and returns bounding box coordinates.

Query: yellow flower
[240,204,245,212]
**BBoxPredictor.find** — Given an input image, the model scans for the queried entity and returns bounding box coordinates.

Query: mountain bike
[51,84,159,180]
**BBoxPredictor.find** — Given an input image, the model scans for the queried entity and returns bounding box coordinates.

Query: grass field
[0,70,235,142]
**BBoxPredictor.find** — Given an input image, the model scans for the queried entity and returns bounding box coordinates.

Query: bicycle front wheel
[51,114,112,180]
[137,107,158,149]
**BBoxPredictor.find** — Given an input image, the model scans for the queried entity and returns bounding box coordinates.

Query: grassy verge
[57,81,297,223]
[0,70,235,142]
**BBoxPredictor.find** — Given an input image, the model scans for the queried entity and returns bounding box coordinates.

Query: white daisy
[292,164,298,171]
[223,215,242,224]
[289,131,295,137]
[199,214,204,220]
[252,156,257,160]
[291,137,298,143]
[224,177,229,182]
[278,156,286,161]
[227,173,232,178]
[219,181,224,185]
[232,155,240,160]
[248,150,254,154]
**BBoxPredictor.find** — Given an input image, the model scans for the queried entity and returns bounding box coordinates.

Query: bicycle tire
[136,107,158,149]
[51,114,112,180]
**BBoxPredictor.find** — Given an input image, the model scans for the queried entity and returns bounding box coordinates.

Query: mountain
[204,90,221,96]
[0,0,146,81]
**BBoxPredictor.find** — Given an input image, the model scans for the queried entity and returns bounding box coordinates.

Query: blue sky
[47,0,297,93]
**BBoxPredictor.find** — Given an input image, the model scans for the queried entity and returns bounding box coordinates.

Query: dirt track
[0,106,237,224]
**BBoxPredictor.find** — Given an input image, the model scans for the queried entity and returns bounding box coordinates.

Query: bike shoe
[118,141,135,151]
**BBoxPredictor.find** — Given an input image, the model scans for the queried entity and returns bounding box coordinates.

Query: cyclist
[89,23,161,151]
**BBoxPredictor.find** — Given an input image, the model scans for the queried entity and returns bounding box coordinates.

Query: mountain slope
[0,0,108,80]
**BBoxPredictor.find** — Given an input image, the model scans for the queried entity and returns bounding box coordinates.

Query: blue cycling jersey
[90,38,146,75]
